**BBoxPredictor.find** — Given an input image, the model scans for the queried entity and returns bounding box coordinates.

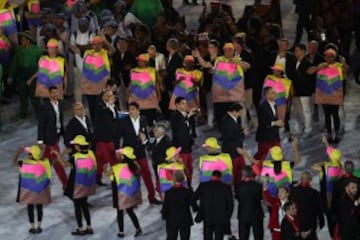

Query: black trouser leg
[294,13,311,44]
[27,204,35,223]
[126,207,140,229]
[73,198,83,228]
[117,209,124,233]
[323,104,340,133]
[80,198,91,226]
[252,219,264,240]
[36,204,43,222]
[214,224,225,240]
[204,222,214,240]
[166,224,179,240]
[86,95,97,124]
[239,222,250,240]
[179,225,191,240]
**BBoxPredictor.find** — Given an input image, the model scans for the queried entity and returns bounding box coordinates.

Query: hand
[236,148,247,156]
[26,78,33,86]
[273,120,284,127]
[300,230,311,238]
[321,135,328,145]
[189,108,199,117]
[38,144,45,151]
[318,62,328,69]
[291,136,299,147]
[192,48,200,58]
[339,56,346,64]
[139,132,146,142]
[50,148,59,157]
[243,127,250,136]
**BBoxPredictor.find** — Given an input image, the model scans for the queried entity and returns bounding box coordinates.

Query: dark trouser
[294,13,311,44]
[86,95,98,124]
[355,14,360,50]
[325,209,336,238]
[73,197,91,228]
[140,108,159,127]
[159,91,170,120]
[166,224,191,240]
[214,102,235,128]
[18,81,40,119]
[204,222,225,240]
[117,207,140,233]
[27,204,43,223]
[322,104,340,134]
[239,219,264,240]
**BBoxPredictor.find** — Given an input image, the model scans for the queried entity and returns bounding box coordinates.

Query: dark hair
[283,200,294,212]
[345,178,358,187]
[124,158,139,176]
[264,86,273,95]
[128,102,140,109]
[278,185,289,193]
[75,144,89,153]
[106,79,118,87]
[209,39,220,48]
[175,96,186,105]
[294,43,306,51]
[232,37,244,46]
[228,103,243,112]
[212,170,222,178]
[48,86,59,92]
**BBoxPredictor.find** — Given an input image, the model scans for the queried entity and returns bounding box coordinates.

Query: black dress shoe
[84,228,94,234]
[71,228,85,235]
[29,228,37,234]
[134,229,142,237]
[36,227,42,233]
[97,180,107,186]
[117,232,125,238]
[149,198,162,205]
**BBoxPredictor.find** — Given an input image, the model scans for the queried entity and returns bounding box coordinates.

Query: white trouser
[206,92,214,127]
[293,96,313,133]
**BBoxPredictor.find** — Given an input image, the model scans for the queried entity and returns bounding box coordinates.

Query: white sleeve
[123,12,142,27]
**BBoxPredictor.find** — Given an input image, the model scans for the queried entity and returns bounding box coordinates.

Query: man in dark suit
[192,170,234,240]
[37,86,67,188]
[294,0,313,45]
[292,43,314,138]
[94,89,118,185]
[162,171,194,240]
[140,121,172,195]
[64,102,93,150]
[220,103,245,185]
[293,171,325,240]
[254,86,283,161]
[161,38,183,119]
[170,97,197,186]
[118,102,161,204]
[235,166,264,240]
[337,179,360,240]
[280,201,310,240]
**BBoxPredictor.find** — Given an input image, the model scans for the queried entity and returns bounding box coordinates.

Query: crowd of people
[3,0,360,239]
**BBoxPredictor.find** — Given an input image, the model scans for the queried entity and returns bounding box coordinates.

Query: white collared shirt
[75,115,88,132]
[131,116,140,135]
[268,101,276,116]
[228,112,238,123]
[155,135,164,145]
[278,200,287,224]
[51,101,61,133]
[106,102,116,118]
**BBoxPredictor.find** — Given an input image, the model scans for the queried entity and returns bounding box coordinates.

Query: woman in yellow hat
[52,135,96,235]
[13,145,52,234]
[157,146,187,196]
[104,146,142,238]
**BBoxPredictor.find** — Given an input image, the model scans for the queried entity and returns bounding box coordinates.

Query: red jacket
[263,189,284,229]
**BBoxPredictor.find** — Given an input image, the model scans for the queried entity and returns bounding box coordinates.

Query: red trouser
[137,158,156,201]
[180,153,193,186]
[254,140,281,162]
[43,144,67,188]
[95,141,115,179]
[271,230,281,240]
[232,155,245,185]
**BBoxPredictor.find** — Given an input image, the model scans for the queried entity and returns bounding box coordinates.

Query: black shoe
[36,227,42,233]
[71,228,85,235]
[29,228,37,234]
[228,236,237,240]
[87,203,94,208]
[134,229,142,237]
[117,232,125,238]
[149,198,162,205]
[84,228,94,234]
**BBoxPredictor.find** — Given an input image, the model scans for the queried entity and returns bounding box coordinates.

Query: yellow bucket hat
[271,63,285,72]
[47,38,59,48]
[202,137,221,150]
[24,145,42,160]
[70,135,89,146]
[223,43,234,49]
[116,146,136,160]
[165,146,182,161]
[327,146,341,164]
[136,53,150,62]
[269,146,283,161]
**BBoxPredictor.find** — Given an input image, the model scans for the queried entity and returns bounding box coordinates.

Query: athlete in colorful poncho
[105,146,143,238]
[262,63,292,121]
[52,135,96,236]
[169,55,203,111]
[13,145,51,234]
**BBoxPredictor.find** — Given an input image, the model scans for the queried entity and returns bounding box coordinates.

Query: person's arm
[161,192,169,220]
[291,137,301,167]
[192,49,213,68]
[316,193,325,230]
[308,62,328,74]
[236,148,260,165]
[311,161,326,172]
[50,149,71,168]
[227,186,234,219]
[191,185,200,212]
[12,147,24,166]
